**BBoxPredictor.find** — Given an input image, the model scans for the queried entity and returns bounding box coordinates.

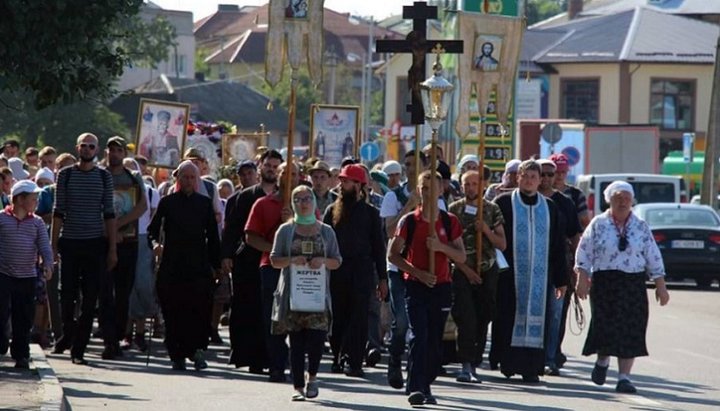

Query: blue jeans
[388,270,409,362]
[405,281,451,395]
[260,265,288,373]
[545,287,564,366]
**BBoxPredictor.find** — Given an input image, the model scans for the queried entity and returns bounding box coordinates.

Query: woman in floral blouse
[575,181,670,394]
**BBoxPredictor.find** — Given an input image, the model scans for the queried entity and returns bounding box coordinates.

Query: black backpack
[399,209,452,258]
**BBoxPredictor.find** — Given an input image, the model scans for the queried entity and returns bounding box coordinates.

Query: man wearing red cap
[323,164,388,377]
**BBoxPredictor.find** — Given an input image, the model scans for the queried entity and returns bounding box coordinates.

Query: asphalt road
[47,281,720,411]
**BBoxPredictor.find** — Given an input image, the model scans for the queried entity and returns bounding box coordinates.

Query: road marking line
[627,396,664,407]
[672,348,720,364]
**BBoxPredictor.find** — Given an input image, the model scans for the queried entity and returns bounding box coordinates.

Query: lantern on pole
[419,46,454,275]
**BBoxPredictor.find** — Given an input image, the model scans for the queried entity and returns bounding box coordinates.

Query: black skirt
[582,270,649,358]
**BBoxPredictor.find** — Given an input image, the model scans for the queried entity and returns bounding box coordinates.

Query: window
[561,79,599,124]
[650,79,694,130]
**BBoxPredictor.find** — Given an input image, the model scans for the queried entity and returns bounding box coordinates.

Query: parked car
[634,203,720,288]
[577,173,686,217]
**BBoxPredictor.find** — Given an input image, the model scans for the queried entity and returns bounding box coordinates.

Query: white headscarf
[603,180,634,203]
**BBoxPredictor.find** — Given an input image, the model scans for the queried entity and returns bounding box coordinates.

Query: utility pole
[701,35,720,208]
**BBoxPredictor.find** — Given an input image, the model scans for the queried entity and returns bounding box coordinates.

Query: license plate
[671,240,704,249]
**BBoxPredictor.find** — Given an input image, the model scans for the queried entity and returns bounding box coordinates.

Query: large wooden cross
[376,1,464,125]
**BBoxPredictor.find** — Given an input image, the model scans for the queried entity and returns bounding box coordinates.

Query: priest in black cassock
[222,149,283,371]
[148,160,221,371]
[490,160,568,382]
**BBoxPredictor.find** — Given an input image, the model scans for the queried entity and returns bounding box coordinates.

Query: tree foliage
[0,1,176,109]
[260,66,325,127]
[526,0,567,26]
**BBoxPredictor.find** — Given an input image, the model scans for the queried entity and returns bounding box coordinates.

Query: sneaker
[616,379,637,394]
[544,365,560,376]
[387,360,404,389]
[305,380,319,399]
[14,358,30,369]
[291,390,306,401]
[456,371,472,383]
[407,391,425,406]
[591,363,609,386]
[193,350,208,370]
[172,360,186,371]
[366,348,381,367]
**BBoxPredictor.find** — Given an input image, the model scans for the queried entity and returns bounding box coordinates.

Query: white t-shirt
[138,184,160,235]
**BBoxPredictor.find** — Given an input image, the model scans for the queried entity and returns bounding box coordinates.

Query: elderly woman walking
[575,181,670,394]
[147,161,221,371]
[270,185,342,401]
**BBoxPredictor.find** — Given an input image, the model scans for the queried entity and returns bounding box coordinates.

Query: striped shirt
[53,165,115,239]
[0,208,54,278]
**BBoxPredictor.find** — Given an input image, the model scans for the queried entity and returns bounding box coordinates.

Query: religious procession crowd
[0,133,670,406]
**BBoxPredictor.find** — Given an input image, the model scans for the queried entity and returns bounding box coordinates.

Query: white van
[576,173,686,217]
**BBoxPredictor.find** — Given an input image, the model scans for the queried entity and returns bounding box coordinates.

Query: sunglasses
[293,196,313,204]
[618,235,628,252]
[541,172,555,177]
[79,143,97,150]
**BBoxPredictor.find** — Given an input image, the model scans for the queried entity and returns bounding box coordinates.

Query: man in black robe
[490,160,568,382]
[148,161,221,371]
[222,150,283,372]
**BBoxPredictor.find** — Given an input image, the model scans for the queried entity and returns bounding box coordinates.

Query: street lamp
[419,50,454,275]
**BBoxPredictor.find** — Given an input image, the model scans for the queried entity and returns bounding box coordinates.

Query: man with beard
[245,161,299,382]
[491,160,568,382]
[537,159,581,376]
[449,168,506,383]
[100,137,147,359]
[323,164,388,377]
[51,133,117,365]
[222,150,282,372]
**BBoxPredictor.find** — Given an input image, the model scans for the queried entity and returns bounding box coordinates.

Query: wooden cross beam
[376,1,463,125]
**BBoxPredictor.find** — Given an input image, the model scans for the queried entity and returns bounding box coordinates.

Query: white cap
[382,160,402,176]
[35,167,55,184]
[8,157,30,180]
[536,159,556,169]
[458,154,479,170]
[603,181,634,203]
[11,180,42,198]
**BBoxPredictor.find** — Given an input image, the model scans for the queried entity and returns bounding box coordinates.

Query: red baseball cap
[339,164,367,184]
[549,153,569,172]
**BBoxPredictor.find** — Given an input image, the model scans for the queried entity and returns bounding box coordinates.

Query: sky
[152,0,406,22]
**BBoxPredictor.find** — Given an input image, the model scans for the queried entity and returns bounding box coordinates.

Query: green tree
[0,1,176,109]
[526,0,566,26]
[260,66,324,126]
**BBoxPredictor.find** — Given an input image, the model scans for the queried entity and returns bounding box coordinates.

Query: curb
[30,344,67,411]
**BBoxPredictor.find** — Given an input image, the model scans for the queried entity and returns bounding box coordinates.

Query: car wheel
[696,278,712,289]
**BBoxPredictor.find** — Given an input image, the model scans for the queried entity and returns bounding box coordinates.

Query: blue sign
[360,142,380,162]
[683,133,695,163]
[561,146,581,167]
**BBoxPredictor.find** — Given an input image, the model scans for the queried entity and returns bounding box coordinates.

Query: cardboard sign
[290,263,326,312]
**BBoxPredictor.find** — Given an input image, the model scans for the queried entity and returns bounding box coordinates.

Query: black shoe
[248,366,265,375]
[193,350,208,370]
[522,374,540,383]
[555,352,567,369]
[343,366,365,378]
[616,379,637,394]
[101,344,122,360]
[387,361,404,389]
[544,365,560,376]
[591,363,609,386]
[71,357,89,365]
[330,362,343,373]
[209,330,224,345]
[52,338,70,354]
[424,394,437,405]
[172,360,186,371]
[407,391,425,406]
[366,348,381,367]
[268,370,287,383]
[92,328,103,339]
[134,334,148,352]
[14,358,30,369]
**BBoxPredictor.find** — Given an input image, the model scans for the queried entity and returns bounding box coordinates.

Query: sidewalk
[0,344,65,411]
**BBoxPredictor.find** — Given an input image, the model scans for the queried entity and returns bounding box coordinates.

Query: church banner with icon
[309,104,360,168]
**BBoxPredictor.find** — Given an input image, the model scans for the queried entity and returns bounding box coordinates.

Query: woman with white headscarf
[147,160,221,371]
[574,181,670,394]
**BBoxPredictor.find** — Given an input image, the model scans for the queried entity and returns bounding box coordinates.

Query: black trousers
[228,259,268,369]
[260,265,287,372]
[451,264,499,365]
[47,264,63,341]
[330,271,371,370]
[57,237,107,359]
[0,274,36,360]
[289,329,326,389]
[157,276,212,362]
[99,242,137,345]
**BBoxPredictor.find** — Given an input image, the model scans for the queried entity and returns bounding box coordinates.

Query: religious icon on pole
[309,104,360,169]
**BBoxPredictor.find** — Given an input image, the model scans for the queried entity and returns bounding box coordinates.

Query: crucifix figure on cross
[376,1,463,125]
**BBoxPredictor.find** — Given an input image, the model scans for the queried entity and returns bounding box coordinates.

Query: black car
[634,203,720,288]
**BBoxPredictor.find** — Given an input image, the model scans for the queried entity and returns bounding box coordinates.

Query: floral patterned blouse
[574,211,665,280]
